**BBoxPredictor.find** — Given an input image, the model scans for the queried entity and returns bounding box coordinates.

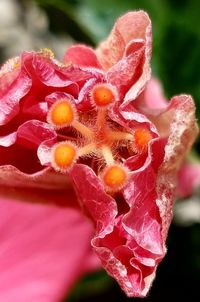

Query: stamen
[91,83,117,107]
[133,128,152,152]
[47,99,76,128]
[102,164,128,192]
[47,99,93,139]
[78,143,96,157]
[96,108,107,129]
[73,121,94,139]
[107,131,133,141]
[101,145,114,165]
[51,141,77,173]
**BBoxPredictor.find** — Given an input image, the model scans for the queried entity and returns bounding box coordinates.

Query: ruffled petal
[0,62,31,125]
[156,95,198,241]
[96,11,151,70]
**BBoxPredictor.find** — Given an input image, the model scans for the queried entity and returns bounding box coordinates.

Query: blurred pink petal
[143,78,168,109]
[0,197,99,302]
[177,163,200,197]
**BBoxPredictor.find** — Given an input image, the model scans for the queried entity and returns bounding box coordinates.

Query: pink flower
[0,11,198,298]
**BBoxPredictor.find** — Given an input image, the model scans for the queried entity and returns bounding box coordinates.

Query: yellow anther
[102,164,128,192]
[47,99,76,128]
[91,84,117,107]
[40,48,55,59]
[51,142,77,173]
[133,128,152,152]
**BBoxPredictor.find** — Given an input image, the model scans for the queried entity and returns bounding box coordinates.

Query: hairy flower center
[47,84,151,191]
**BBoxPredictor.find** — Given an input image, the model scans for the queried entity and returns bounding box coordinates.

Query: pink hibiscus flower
[0,10,198,299]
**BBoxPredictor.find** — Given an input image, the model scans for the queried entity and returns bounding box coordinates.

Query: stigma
[47,99,76,128]
[48,83,152,192]
[51,142,77,173]
[91,83,118,107]
[102,165,129,192]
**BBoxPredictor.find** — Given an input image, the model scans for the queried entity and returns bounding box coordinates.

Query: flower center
[47,83,152,191]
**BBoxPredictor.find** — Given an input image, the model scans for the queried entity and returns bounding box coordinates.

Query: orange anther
[102,165,128,191]
[91,84,117,107]
[133,128,152,152]
[51,142,77,172]
[47,99,76,128]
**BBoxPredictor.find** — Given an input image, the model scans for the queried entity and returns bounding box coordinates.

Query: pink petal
[106,41,145,98]
[0,196,98,302]
[70,164,118,235]
[156,94,198,241]
[0,120,57,174]
[64,44,102,69]
[0,66,31,125]
[96,11,151,71]
[142,77,168,109]
[133,78,168,116]
[0,132,17,147]
[177,162,200,197]
[16,120,56,150]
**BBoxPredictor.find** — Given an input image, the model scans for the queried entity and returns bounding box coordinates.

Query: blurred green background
[0,0,200,301]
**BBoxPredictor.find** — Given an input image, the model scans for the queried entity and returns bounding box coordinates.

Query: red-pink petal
[0,197,97,302]
[0,67,31,125]
[70,164,117,235]
[64,44,102,69]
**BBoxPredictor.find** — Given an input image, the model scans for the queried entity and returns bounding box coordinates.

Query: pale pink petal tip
[96,10,152,71]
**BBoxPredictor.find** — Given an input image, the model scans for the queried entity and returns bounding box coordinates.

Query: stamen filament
[101,145,114,165]
[73,121,94,139]
[107,131,133,141]
[96,108,107,129]
[78,143,96,157]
